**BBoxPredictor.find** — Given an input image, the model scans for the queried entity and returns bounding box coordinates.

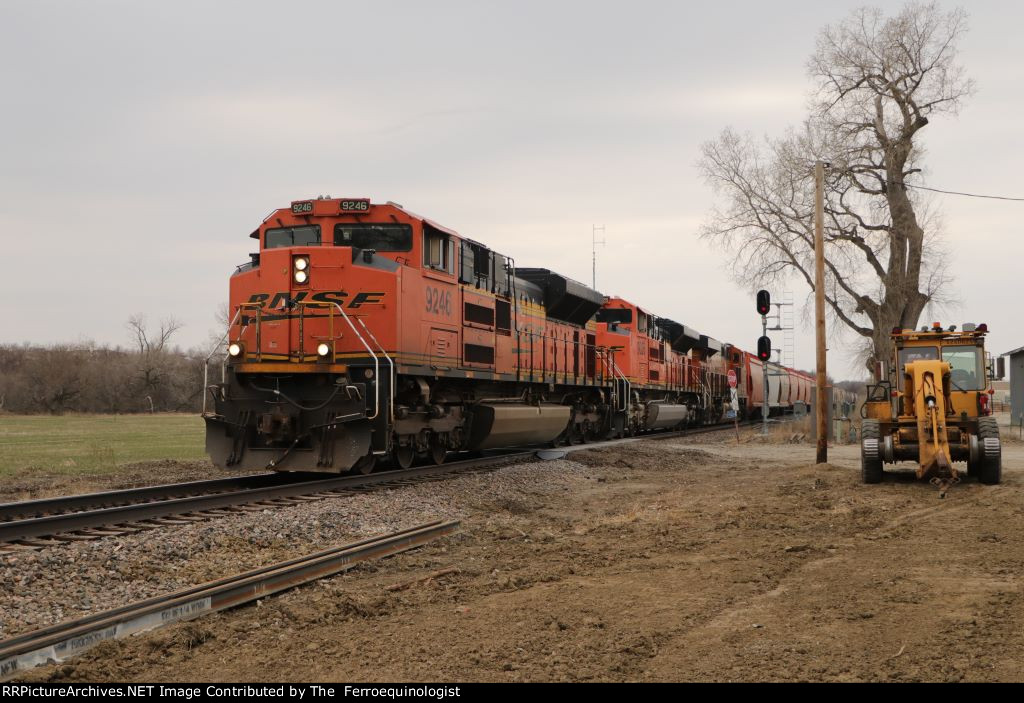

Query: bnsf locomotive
[204,198,814,473]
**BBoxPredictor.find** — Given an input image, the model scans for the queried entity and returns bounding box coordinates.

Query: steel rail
[0,453,526,546]
[0,472,319,522]
[0,420,764,547]
[0,520,459,679]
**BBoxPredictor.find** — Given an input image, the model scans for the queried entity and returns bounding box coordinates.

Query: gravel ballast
[0,457,591,639]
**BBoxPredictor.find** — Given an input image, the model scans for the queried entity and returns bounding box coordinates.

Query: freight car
[203,198,813,473]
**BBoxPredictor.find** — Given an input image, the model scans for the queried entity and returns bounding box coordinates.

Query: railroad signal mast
[756,290,796,435]
[756,290,772,436]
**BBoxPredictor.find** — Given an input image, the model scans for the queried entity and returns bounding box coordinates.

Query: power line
[898,181,1024,202]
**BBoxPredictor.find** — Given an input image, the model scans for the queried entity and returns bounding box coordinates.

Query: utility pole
[592,225,605,290]
[814,161,828,464]
[762,314,770,436]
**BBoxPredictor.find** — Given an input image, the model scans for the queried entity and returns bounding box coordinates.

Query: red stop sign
[727,369,737,388]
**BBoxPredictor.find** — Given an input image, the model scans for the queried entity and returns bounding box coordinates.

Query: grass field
[0,413,206,477]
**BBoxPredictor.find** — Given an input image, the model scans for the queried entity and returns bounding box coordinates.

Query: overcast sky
[1,1,1020,377]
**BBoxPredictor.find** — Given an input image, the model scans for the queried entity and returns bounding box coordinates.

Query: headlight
[293,255,310,284]
[317,343,330,357]
[228,343,243,357]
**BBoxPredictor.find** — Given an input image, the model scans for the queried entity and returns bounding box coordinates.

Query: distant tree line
[0,316,218,414]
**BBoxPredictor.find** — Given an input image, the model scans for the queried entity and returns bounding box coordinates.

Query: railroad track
[0,420,756,553]
[0,471,327,522]
[0,520,460,679]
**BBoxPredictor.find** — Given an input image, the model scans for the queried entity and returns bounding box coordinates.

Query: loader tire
[861,419,883,484]
[976,417,1002,485]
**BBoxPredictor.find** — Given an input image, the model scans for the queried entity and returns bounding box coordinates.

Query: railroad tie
[0,542,42,551]
[76,528,130,537]
[50,534,98,542]
[14,538,62,548]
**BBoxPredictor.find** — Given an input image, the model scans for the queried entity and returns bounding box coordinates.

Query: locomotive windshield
[334,223,412,251]
[265,225,321,249]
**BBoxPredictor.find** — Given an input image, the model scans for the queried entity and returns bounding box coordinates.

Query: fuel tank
[645,402,689,430]
[467,404,571,450]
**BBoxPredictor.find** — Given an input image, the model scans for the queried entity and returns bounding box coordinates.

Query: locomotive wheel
[610,415,626,439]
[351,452,376,476]
[429,440,447,465]
[566,424,582,446]
[393,444,415,470]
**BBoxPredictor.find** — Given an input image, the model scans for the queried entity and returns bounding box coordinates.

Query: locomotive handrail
[597,348,630,412]
[201,307,243,416]
[353,315,395,429]
[297,301,384,423]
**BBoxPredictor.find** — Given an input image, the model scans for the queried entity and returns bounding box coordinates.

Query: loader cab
[891,323,991,419]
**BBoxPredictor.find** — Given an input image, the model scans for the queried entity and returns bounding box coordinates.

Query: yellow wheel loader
[861,322,1001,495]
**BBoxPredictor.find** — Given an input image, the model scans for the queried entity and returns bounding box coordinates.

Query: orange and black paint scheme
[205,198,815,473]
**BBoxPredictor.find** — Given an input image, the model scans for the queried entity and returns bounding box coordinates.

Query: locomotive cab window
[460,241,492,288]
[334,223,412,251]
[423,226,455,275]
[265,225,321,249]
[596,308,632,325]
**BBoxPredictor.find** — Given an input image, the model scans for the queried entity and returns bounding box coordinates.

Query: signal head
[756,290,771,316]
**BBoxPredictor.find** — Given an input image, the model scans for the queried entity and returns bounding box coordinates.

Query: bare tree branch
[699,2,969,377]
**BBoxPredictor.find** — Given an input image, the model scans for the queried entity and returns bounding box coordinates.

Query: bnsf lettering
[246,291,383,309]
[349,291,385,308]
[312,291,348,306]
[268,291,308,309]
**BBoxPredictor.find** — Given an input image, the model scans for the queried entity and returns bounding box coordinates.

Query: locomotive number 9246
[425,287,452,317]
[340,199,370,212]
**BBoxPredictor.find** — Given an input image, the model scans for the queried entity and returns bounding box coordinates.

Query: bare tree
[699,2,972,376]
[126,314,184,354]
[125,314,184,410]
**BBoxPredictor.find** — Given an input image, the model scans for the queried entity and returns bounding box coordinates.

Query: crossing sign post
[727,369,740,441]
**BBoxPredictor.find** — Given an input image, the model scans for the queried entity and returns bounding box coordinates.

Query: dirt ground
[19,430,1024,683]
